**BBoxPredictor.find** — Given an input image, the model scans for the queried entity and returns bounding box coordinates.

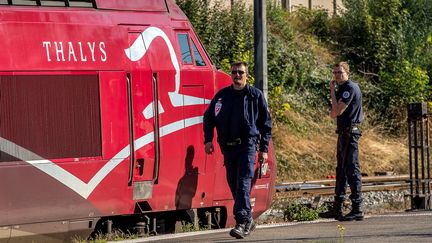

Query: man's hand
[330,80,336,91]
[205,142,214,154]
[258,152,268,162]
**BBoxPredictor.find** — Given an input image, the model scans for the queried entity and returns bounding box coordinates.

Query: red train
[0,0,277,241]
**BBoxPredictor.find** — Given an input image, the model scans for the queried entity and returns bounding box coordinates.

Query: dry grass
[274,110,409,182]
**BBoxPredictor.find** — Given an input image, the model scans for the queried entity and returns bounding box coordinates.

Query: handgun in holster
[258,157,264,179]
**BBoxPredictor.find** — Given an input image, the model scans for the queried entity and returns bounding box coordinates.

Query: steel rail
[277,174,410,187]
[275,174,410,198]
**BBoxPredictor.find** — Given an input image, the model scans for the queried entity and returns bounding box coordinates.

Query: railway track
[275,174,410,198]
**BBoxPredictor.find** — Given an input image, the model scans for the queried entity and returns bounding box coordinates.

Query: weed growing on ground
[179,221,196,233]
[283,202,328,221]
[71,230,140,243]
[176,221,211,233]
[336,224,346,242]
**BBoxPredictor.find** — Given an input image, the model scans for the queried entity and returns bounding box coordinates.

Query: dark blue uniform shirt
[336,80,363,129]
[227,89,246,141]
[203,84,272,152]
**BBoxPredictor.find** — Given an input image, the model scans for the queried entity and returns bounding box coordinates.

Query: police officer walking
[319,62,364,221]
[203,61,272,238]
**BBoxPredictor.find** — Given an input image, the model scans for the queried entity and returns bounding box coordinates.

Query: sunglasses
[332,71,344,74]
[231,70,246,75]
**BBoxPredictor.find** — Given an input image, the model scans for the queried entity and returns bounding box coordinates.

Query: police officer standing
[319,62,364,221]
[203,61,272,238]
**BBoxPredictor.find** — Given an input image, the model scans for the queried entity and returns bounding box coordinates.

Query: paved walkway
[113,211,432,243]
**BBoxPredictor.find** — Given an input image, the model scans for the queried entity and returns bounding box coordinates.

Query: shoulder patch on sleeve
[342,91,350,99]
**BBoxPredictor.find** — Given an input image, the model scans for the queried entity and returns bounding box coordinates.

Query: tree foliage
[177,0,432,131]
[176,0,329,125]
[332,0,432,130]
[176,0,254,72]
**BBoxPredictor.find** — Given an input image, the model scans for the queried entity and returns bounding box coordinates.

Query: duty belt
[226,138,242,146]
[336,126,359,134]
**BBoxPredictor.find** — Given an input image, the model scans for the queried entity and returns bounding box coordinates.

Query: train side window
[191,40,206,66]
[178,34,193,65]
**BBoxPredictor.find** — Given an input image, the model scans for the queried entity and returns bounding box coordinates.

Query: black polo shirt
[227,88,246,141]
[336,80,364,129]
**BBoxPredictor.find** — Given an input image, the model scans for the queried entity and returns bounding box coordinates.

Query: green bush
[177,0,432,131]
[177,0,330,124]
[326,0,432,131]
[283,202,327,221]
[289,7,332,42]
[376,61,430,130]
[268,85,291,124]
[176,0,253,72]
[336,0,409,73]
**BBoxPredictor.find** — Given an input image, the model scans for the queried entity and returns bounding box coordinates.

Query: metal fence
[227,0,344,15]
[281,0,344,15]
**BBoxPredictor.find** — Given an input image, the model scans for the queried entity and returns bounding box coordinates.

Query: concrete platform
[113,211,432,243]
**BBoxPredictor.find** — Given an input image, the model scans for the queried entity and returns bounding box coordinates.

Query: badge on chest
[215,98,222,116]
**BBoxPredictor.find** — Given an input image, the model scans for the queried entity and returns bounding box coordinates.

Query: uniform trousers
[335,130,363,204]
[223,142,256,224]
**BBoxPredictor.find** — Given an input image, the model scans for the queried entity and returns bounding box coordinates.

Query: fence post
[407,102,431,210]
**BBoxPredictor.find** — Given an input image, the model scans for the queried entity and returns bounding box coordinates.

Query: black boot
[229,224,246,239]
[244,218,256,236]
[319,200,343,219]
[339,202,364,221]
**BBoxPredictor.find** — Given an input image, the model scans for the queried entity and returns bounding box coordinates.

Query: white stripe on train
[124,26,210,119]
[1,26,213,199]
[0,116,203,199]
